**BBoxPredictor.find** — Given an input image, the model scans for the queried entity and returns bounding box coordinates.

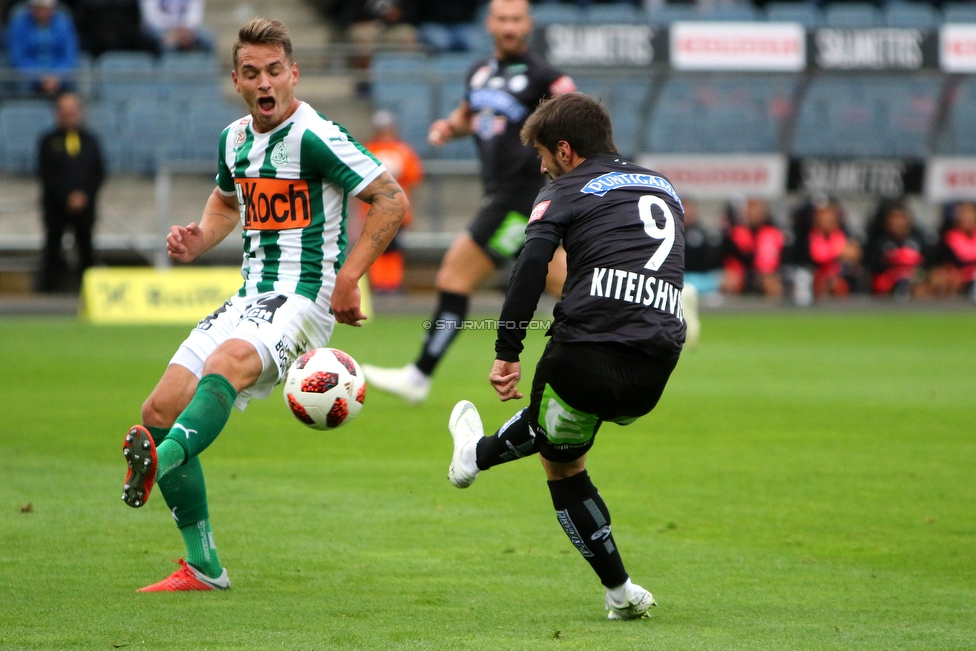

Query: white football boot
[605,579,657,620]
[361,363,431,404]
[448,400,483,488]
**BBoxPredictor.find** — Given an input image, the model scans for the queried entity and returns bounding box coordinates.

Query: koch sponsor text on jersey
[590,266,684,322]
[235,178,312,230]
[580,172,681,205]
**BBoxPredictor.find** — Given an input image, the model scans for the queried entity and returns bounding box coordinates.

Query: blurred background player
[361,109,423,293]
[929,201,976,300]
[865,200,931,299]
[36,92,105,293]
[789,196,863,302]
[118,18,407,592]
[448,93,685,620]
[362,0,575,403]
[720,197,785,300]
[678,198,719,347]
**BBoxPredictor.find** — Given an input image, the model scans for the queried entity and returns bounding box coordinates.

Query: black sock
[548,471,628,588]
[415,291,469,376]
[475,408,538,470]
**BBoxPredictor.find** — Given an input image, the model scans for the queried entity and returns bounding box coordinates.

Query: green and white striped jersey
[216,102,385,303]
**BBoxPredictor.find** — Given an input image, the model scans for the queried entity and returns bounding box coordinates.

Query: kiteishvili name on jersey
[589,266,684,322]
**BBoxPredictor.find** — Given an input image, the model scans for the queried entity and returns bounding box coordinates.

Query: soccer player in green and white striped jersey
[118,18,408,592]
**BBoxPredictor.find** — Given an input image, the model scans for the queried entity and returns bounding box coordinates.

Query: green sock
[179,519,223,578]
[156,439,186,478]
[158,374,237,479]
[147,426,217,571]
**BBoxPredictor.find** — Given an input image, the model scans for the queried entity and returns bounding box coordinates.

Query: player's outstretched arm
[490,359,523,401]
[333,171,408,326]
[429,100,474,146]
[167,189,239,263]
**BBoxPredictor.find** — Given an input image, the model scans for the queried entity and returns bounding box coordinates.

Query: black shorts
[527,340,679,463]
[468,188,540,265]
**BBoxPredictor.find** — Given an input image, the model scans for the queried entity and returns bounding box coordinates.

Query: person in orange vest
[362,109,423,292]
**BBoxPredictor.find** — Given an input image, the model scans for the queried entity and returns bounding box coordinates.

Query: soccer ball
[283,348,366,430]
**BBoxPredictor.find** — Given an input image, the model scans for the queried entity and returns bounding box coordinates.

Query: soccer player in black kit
[363,0,575,403]
[447,93,686,620]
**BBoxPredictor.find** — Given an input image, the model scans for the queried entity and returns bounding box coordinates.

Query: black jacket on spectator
[684,222,721,273]
[37,126,105,291]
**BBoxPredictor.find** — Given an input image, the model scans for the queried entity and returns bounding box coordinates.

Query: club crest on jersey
[509,74,528,93]
[233,128,246,150]
[580,172,682,207]
[270,141,289,168]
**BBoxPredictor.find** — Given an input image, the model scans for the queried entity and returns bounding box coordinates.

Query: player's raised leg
[448,400,484,488]
[151,339,258,482]
[125,362,230,587]
[121,425,157,508]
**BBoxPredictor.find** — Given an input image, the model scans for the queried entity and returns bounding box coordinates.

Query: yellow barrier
[80,267,374,325]
[80,267,244,324]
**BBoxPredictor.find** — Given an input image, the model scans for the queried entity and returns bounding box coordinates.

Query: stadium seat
[825,3,884,28]
[935,77,976,155]
[159,52,221,101]
[792,76,943,158]
[0,100,56,174]
[531,4,584,25]
[885,1,939,29]
[645,3,699,25]
[701,4,761,22]
[372,53,435,157]
[122,100,183,174]
[573,74,654,158]
[646,75,797,154]
[183,100,244,163]
[585,4,640,24]
[94,51,160,102]
[766,2,824,28]
[418,22,481,54]
[83,100,127,173]
[943,2,976,23]
[74,52,95,98]
[432,52,479,76]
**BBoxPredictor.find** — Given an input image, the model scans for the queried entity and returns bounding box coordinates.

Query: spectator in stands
[74,0,159,57]
[361,109,424,293]
[928,201,976,300]
[720,197,785,299]
[37,92,105,293]
[6,0,79,98]
[139,0,213,52]
[865,200,930,299]
[342,0,418,98]
[790,196,862,300]
[414,0,480,53]
[682,198,723,297]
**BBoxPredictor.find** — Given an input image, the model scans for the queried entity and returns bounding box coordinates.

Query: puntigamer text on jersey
[580,172,682,206]
[589,266,685,323]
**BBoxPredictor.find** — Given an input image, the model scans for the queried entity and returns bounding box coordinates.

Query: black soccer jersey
[464,51,569,195]
[496,154,686,361]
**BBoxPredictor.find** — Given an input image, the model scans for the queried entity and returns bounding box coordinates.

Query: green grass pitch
[1,310,973,650]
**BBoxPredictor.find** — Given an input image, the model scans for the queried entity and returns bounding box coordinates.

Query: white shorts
[170,292,336,410]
